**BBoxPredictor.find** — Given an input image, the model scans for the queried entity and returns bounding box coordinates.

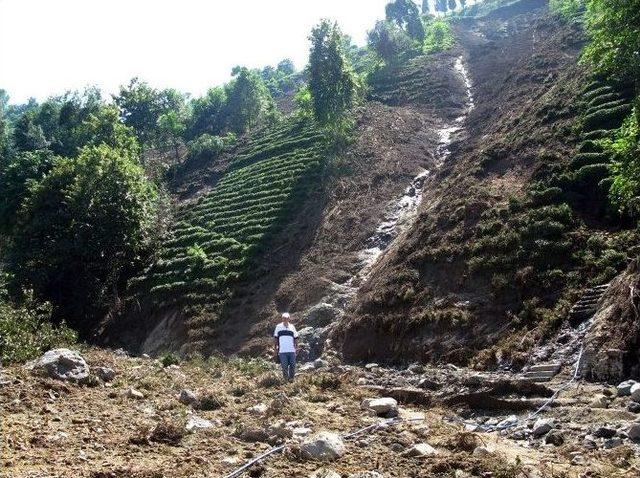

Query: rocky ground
[2,348,639,478]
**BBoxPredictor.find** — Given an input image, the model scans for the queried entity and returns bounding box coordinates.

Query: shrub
[423,18,454,54]
[0,289,77,364]
[197,392,225,411]
[160,352,180,367]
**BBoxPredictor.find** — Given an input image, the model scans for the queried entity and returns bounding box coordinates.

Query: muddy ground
[2,349,639,478]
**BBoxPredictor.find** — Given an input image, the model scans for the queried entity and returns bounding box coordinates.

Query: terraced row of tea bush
[560,78,634,197]
[368,55,461,109]
[127,118,327,348]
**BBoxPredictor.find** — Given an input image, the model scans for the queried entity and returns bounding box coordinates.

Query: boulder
[32,349,89,382]
[300,432,346,462]
[179,389,198,405]
[631,383,640,402]
[361,397,398,417]
[616,380,637,397]
[304,303,341,327]
[628,423,640,441]
[94,366,116,382]
[404,443,438,457]
[532,418,554,437]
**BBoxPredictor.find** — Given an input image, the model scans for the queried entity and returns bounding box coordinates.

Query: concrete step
[521,372,555,382]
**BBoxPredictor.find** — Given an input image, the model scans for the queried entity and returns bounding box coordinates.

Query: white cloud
[0,0,393,103]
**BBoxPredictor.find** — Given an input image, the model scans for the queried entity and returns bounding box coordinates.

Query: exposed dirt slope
[334,2,624,365]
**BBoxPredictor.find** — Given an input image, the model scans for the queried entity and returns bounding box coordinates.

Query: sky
[0,0,395,104]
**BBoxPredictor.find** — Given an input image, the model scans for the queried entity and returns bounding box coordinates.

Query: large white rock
[532,418,555,437]
[617,380,637,397]
[404,443,438,457]
[630,383,640,402]
[362,397,398,416]
[301,432,346,461]
[32,349,89,381]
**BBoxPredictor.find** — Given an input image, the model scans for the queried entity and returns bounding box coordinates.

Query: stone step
[529,363,561,373]
[521,372,555,382]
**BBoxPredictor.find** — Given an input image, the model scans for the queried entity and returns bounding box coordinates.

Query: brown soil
[3,349,637,477]
[335,2,593,364]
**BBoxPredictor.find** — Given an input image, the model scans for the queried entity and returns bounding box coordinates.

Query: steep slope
[335,1,637,367]
[101,118,328,354]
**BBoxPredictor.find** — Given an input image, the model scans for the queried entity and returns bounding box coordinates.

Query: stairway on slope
[521,283,610,382]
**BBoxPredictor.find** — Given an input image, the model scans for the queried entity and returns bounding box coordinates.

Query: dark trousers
[279,352,296,380]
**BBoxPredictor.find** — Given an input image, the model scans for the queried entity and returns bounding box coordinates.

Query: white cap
[281,312,291,319]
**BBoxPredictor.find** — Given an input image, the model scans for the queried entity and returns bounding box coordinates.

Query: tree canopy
[385,0,426,42]
[308,20,358,125]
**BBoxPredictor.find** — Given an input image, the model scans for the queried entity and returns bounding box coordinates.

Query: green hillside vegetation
[127,118,328,349]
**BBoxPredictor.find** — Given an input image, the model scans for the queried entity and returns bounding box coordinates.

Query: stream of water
[301,57,476,359]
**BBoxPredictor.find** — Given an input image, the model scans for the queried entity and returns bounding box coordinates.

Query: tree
[9,144,160,333]
[186,87,227,139]
[158,109,186,161]
[12,112,48,152]
[308,20,358,125]
[385,0,426,42]
[583,0,640,88]
[224,67,277,134]
[368,20,416,66]
[0,150,55,234]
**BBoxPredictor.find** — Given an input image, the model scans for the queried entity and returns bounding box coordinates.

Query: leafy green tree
[385,0,426,42]
[0,150,55,234]
[368,20,416,66]
[423,17,455,53]
[308,20,358,125]
[158,109,186,161]
[186,87,227,139]
[224,67,278,134]
[9,144,160,333]
[12,112,48,152]
[583,0,640,87]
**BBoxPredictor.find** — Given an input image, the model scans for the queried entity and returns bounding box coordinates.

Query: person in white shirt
[273,312,299,381]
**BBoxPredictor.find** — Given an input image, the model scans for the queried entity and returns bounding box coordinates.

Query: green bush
[583,103,632,130]
[0,290,77,364]
[423,18,455,54]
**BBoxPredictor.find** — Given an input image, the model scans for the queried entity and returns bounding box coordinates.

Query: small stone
[310,470,341,478]
[186,415,215,431]
[590,394,610,408]
[497,415,518,429]
[221,457,240,466]
[571,453,585,465]
[593,426,616,439]
[604,437,623,449]
[179,389,198,405]
[628,423,640,441]
[314,359,328,369]
[248,403,268,415]
[407,364,424,374]
[472,446,492,456]
[630,383,640,402]
[362,397,398,417]
[127,388,144,399]
[300,432,345,462]
[349,473,384,478]
[583,436,597,450]
[545,430,564,446]
[628,402,640,413]
[389,442,405,452]
[293,427,312,437]
[404,443,438,457]
[141,353,151,359]
[532,418,554,437]
[357,378,367,386]
[365,363,379,370]
[94,367,116,382]
[616,380,637,397]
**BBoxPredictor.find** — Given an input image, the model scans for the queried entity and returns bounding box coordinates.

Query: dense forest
[0,0,639,365]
